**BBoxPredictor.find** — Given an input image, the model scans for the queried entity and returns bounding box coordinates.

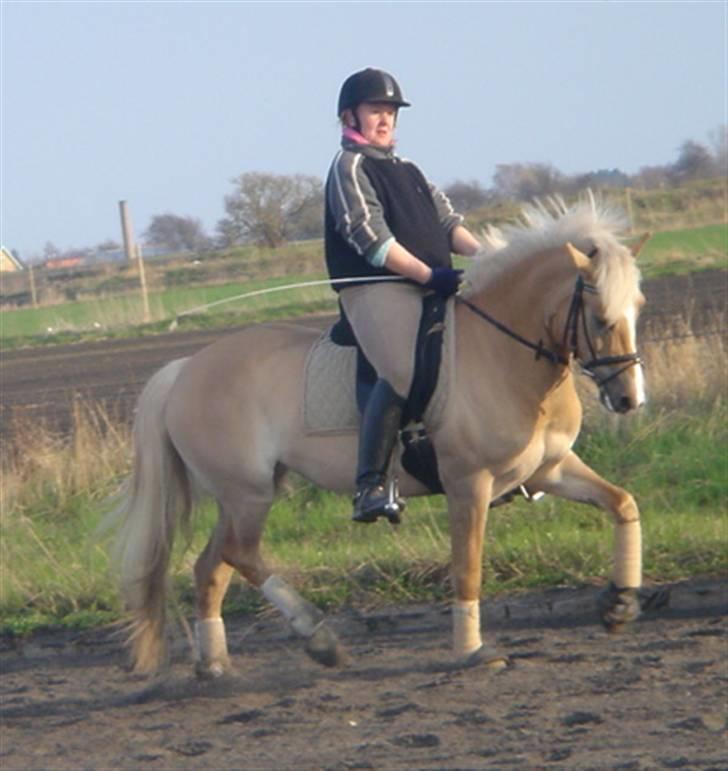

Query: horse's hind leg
[193,508,241,678]
[194,490,343,678]
[193,479,278,678]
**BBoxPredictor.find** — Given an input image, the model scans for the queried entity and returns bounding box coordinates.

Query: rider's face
[354,102,397,147]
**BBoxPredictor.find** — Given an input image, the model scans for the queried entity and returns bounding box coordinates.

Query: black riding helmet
[337,68,411,116]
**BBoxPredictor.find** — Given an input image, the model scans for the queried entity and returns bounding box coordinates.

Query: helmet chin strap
[352,106,364,133]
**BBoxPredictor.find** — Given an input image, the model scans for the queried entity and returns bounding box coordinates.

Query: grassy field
[638,223,726,276]
[0,273,334,345]
[1,326,725,636]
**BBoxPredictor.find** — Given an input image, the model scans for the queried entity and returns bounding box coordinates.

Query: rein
[457,273,642,385]
[456,295,568,366]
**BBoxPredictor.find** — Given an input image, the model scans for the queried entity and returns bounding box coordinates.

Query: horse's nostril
[619,396,633,412]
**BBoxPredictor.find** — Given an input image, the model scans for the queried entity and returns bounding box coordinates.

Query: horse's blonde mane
[464,193,642,322]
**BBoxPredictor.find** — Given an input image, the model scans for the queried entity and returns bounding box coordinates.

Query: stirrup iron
[382,477,405,524]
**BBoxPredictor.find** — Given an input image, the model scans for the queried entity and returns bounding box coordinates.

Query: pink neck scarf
[342,126,395,149]
[342,126,369,145]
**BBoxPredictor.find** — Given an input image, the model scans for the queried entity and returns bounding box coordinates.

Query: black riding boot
[352,379,406,524]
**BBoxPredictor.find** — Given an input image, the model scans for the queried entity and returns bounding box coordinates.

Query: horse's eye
[595,317,614,332]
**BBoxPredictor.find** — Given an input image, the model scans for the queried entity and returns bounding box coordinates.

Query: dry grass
[642,332,725,408]
[1,400,131,516]
[0,402,133,624]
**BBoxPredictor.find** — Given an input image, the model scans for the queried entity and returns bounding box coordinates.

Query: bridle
[457,264,642,388]
[562,275,642,388]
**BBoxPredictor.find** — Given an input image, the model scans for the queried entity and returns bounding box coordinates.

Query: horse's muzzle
[599,387,643,414]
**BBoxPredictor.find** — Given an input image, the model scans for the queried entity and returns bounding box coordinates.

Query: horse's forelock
[590,239,643,323]
[465,194,641,320]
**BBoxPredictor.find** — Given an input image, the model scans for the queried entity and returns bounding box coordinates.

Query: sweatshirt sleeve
[427,181,464,234]
[327,150,394,265]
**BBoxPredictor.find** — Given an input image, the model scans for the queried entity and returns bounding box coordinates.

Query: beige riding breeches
[339,281,425,399]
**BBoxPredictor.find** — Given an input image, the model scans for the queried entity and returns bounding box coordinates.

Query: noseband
[457,274,642,387]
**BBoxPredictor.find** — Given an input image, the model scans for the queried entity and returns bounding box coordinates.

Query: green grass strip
[639,223,727,277]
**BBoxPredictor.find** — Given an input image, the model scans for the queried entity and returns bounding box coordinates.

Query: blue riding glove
[425,267,463,297]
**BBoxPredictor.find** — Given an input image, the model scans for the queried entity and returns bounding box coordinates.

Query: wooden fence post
[625,187,635,234]
[28,262,38,308]
[136,243,151,323]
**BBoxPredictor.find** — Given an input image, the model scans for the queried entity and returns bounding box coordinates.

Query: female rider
[325,67,481,523]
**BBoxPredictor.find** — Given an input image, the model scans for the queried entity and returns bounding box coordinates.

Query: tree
[143,214,209,252]
[43,242,61,261]
[492,162,565,201]
[214,217,240,250]
[222,172,323,248]
[568,168,632,195]
[287,186,325,241]
[671,140,715,183]
[95,239,121,252]
[443,179,493,213]
[708,124,727,176]
[632,164,671,189]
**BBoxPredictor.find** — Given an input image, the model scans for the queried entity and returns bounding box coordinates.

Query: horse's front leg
[528,450,642,631]
[446,471,509,669]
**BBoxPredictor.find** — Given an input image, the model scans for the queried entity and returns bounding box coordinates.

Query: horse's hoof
[597,583,641,633]
[463,645,511,671]
[305,623,345,667]
[638,586,671,612]
[195,659,231,680]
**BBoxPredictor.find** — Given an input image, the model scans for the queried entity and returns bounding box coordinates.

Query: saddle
[328,292,448,494]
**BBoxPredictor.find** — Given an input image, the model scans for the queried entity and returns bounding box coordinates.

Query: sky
[1,0,725,260]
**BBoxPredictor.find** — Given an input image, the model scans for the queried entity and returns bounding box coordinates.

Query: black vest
[325,155,452,291]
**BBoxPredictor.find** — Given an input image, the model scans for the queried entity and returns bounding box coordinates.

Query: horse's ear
[565,242,593,273]
[630,232,651,259]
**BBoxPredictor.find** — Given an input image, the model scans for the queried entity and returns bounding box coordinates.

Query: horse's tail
[106,357,192,673]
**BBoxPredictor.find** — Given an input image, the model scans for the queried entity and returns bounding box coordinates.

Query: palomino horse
[108,196,647,676]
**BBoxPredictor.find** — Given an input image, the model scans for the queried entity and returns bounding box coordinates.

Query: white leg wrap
[261,575,319,637]
[613,520,642,588]
[195,617,228,663]
[452,600,482,657]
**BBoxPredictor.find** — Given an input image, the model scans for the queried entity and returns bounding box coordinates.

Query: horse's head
[564,240,648,413]
[465,194,649,413]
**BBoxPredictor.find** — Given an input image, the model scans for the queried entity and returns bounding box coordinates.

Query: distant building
[44,255,85,270]
[0,246,24,272]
